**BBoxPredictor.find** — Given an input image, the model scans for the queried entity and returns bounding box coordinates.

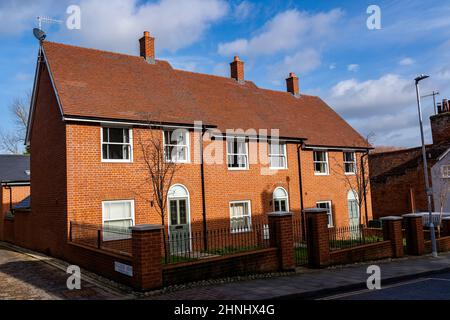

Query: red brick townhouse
[18,31,372,258]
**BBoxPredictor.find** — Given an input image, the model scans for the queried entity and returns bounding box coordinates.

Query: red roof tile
[42,41,369,148]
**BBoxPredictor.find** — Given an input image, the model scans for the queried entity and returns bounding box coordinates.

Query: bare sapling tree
[135,115,179,260]
[331,134,373,227]
[0,93,30,154]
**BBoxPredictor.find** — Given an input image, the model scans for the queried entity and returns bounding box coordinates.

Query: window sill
[228,167,249,171]
[101,159,133,163]
[314,172,329,176]
[344,172,356,176]
[269,167,288,170]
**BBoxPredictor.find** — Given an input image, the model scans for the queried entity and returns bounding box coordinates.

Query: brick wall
[430,112,450,145]
[330,241,392,265]
[67,242,133,286]
[0,185,30,240]
[425,236,450,253]
[27,62,68,257]
[162,248,278,286]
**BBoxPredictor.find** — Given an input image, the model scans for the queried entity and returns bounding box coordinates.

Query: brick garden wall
[162,248,279,286]
[67,242,133,286]
[330,241,392,265]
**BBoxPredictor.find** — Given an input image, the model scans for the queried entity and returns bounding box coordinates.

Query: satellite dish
[33,28,46,41]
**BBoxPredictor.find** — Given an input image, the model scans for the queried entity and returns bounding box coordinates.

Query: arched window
[273,187,289,212]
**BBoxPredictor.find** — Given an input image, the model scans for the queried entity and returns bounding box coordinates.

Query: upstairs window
[227,137,248,169]
[313,151,329,175]
[102,127,132,162]
[163,129,189,163]
[343,152,357,174]
[442,165,450,178]
[269,142,287,169]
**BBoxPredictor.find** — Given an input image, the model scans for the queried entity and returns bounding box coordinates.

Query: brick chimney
[430,98,450,145]
[139,31,155,64]
[286,72,300,97]
[230,56,244,83]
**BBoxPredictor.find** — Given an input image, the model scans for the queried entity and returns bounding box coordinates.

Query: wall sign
[114,261,133,277]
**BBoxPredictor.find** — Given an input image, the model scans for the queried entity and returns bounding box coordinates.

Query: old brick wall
[370,152,432,219]
[431,112,450,145]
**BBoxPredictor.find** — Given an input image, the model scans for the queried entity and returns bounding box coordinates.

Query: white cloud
[14,72,33,81]
[328,74,415,118]
[269,48,321,81]
[0,0,65,35]
[329,63,336,70]
[217,8,343,56]
[59,0,228,53]
[399,57,415,66]
[234,1,254,21]
[347,64,359,72]
[325,74,436,147]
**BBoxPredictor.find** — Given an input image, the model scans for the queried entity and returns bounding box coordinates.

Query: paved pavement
[0,243,124,300]
[321,271,450,300]
[148,253,450,300]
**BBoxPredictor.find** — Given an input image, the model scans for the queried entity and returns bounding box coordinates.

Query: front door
[348,197,360,238]
[168,198,191,254]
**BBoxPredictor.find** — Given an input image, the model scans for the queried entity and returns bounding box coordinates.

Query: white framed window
[273,187,289,212]
[269,141,287,169]
[442,165,450,178]
[229,200,252,232]
[227,137,248,170]
[313,150,329,175]
[343,151,357,174]
[163,129,190,163]
[101,127,133,162]
[316,201,333,227]
[102,200,135,241]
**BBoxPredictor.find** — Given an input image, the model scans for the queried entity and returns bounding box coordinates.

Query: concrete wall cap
[380,216,403,221]
[442,216,450,221]
[267,211,293,217]
[302,208,328,214]
[402,213,425,218]
[131,224,163,231]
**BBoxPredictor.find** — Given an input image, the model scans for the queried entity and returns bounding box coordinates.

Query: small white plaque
[114,261,133,277]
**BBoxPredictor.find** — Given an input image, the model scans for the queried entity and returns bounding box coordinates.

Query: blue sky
[1,0,450,150]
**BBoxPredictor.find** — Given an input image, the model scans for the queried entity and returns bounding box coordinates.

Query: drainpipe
[199,126,208,251]
[361,150,370,224]
[297,143,306,240]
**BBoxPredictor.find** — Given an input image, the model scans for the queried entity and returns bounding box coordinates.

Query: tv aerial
[33,16,63,42]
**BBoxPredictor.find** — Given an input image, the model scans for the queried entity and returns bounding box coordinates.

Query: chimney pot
[230,56,244,83]
[286,72,300,97]
[139,31,155,64]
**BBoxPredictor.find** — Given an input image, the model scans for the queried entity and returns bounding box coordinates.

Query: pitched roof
[41,41,369,148]
[0,155,30,182]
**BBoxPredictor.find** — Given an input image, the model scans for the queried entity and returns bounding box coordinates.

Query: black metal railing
[328,224,383,251]
[164,222,271,264]
[70,221,132,256]
[293,218,308,266]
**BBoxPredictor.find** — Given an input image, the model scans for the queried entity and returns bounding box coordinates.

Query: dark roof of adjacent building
[370,142,450,182]
[0,155,30,183]
[40,41,370,149]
